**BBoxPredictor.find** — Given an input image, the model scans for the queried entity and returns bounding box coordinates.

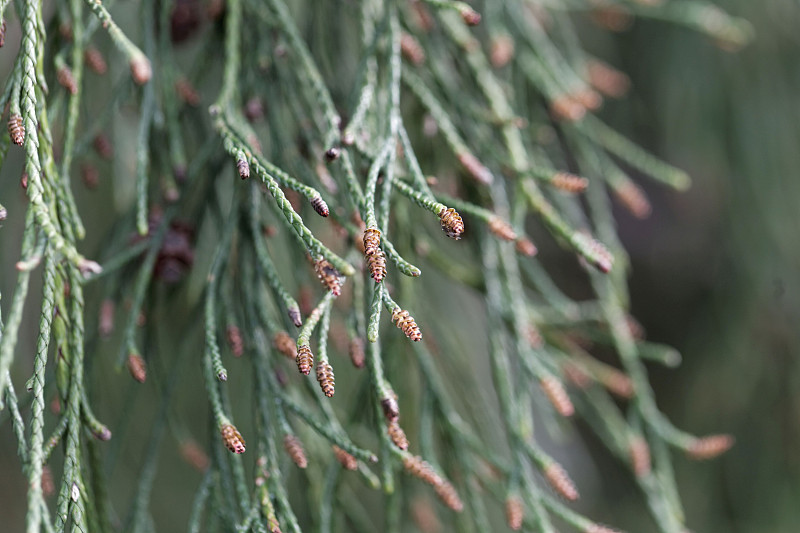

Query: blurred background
[1,1,799,532]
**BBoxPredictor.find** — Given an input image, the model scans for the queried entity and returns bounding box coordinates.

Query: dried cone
[296,344,313,375]
[226,325,244,357]
[273,331,297,359]
[391,307,422,342]
[686,434,735,460]
[400,32,426,65]
[283,434,308,468]
[236,157,250,180]
[587,59,630,98]
[614,181,652,219]
[309,193,329,217]
[540,376,574,417]
[457,152,493,185]
[221,423,246,454]
[438,207,464,240]
[332,445,358,470]
[629,436,652,477]
[387,420,409,450]
[127,353,147,383]
[544,462,579,501]
[57,66,78,94]
[488,217,517,241]
[180,440,210,471]
[349,337,365,368]
[8,113,24,145]
[505,495,524,531]
[551,171,588,193]
[85,47,108,75]
[316,361,335,397]
[314,258,342,296]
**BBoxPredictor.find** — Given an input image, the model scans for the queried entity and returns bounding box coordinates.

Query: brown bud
[587,59,630,98]
[221,423,246,454]
[349,337,365,368]
[332,445,358,470]
[540,376,574,417]
[180,439,210,471]
[130,55,153,85]
[614,181,652,219]
[93,133,114,160]
[314,258,342,296]
[515,237,538,257]
[296,344,313,375]
[401,32,426,65]
[126,353,147,383]
[438,207,464,240]
[283,434,308,468]
[629,436,651,477]
[309,193,329,217]
[387,420,409,450]
[551,171,588,193]
[316,361,335,397]
[237,157,250,180]
[488,217,517,241]
[226,324,244,357]
[457,152,493,185]
[175,78,201,106]
[85,47,108,75]
[391,307,422,342]
[57,66,78,95]
[273,331,297,359]
[544,462,579,501]
[686,434,735,460]
[490,35,515,68]
[8,113,24,145]
[505,495,523,530]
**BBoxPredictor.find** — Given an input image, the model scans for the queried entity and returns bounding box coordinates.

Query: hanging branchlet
[391,307,422,342]
[283,434,308,468]
[685,434,735,460]
[544,461,579,501]
[273,331,297,359]
[126,352,147,383]
[505,494,524,530]
[296,344,314,375]
[8,114,24,145]
[316,360,335,397]
[332,445,358,470]
[314,257,342,296]
[438,207,464,240]
[220,423,246,454]
[540,376,574,417]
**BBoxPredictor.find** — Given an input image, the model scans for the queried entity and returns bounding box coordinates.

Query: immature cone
[540,376,574,417]
[180,439,210,471]
[283,434,308,468]
[457,152,493,185]
[488,217,517,241]
[273,331,297,359]
[629,436,652,477]
[551,171,589,193]
[57,66,78,94]
[544,462,579,501]
[8,113,24,145]
[236,157,250,180]
[316,361,335,397]
[349,337,366,368]
[505,495,524,531]
[614,181,652,219]
[401,32,426,65]
[85,47,108,75]
[686,434,735,460]
[587,59,631,98]
[332,445,358,470]
[314,258,342,296]
[563,363,592,389]
[127,353,147,383]
[221,423,246,454]
[391,307,422,342]
[296,344,313,375]
[309,193,329,217]
[387,420,409,450]
[226,325,244,357]
[600,368,634,398]
[438,207,464,240]
[130,55,153,84]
